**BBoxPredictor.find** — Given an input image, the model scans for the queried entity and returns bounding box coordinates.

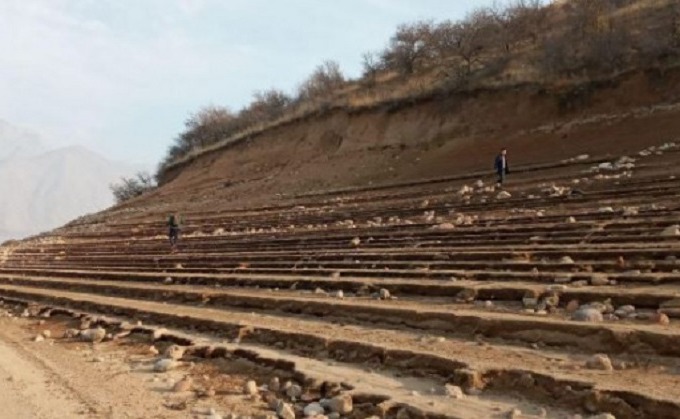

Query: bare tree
[110,172,156,204]
[381,21,435,75]
[243,89,292,123]
[361,52,382,85]
[298,60,346,101]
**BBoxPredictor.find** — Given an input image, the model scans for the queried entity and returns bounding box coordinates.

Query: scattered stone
[435,223,455,230]
[614,305,635,318]
[286,383,302,399]
[153,358,177,373]
[507,408,523,419]
[34,334,45,343]
[80,327,106,343]
[650,312,670,325]
[590,275,610,286]
[661,225,680,237]
[149,345,160,356]
[164,277,173,285]
[522,297,538,309]
[378,288,391,300]
[350,237,361,246]
[586,354,613,371]
[163,344,186,360]
[560,256,575,264]
[588,414,616,419]
[152,328,167,341]
[63,328,80,339]
[269,376,280,392]
[276,401,296,419]
[331,290,344,299]
[456,288,477,303]
[173,376,193,392]
[572,308,604,323]
[497,191,512,199]
[566,216,576,223]
[566,300,580,313]
[445,384,465,399]
[244,380,259,396]
[598,207,614,213]
[303,402,325,416]
[328,394,353,414]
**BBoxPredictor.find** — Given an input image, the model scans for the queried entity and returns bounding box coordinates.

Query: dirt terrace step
[2,274,680,355]
[0,284,679,419]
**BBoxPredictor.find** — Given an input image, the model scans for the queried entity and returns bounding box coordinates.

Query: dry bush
[110,172,156,204]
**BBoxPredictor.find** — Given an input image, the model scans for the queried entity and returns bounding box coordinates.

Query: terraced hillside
[1,137,680,418]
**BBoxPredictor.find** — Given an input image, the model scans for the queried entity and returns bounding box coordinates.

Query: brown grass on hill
[154,0,680,186]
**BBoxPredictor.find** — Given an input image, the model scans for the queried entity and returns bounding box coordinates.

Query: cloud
[0,0,498,164]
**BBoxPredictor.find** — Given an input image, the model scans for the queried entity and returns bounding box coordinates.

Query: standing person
[494,148,509,186]
[167,213,181,251]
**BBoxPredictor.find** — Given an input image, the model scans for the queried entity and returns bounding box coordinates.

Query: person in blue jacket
[494,148,509,186]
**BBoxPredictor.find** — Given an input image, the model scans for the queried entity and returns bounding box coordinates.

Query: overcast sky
[0,0,498,165]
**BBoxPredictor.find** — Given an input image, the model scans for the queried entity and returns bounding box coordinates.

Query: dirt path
[0,318,193,419]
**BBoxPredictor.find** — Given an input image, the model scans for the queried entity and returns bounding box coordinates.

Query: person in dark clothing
[167,214,181,250]
[494,148,509,186]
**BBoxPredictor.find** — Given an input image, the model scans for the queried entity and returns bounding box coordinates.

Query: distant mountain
[0,122,142,242]
[0,119,47,160]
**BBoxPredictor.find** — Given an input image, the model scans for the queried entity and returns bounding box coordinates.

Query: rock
[566,216,576,223]
[522,297,538,309]
[164,277,173,285]
[560,256,575,264]
[566,300,580,313]
[661,225,680,237]
[152,328,167,341]
[445,384,465,399]
[286,383,302,399]
[276,401,296,419]
[586,354,613,371]
[507,408,523,419]
[590,275,610,286]
[456,288,477,303]
[497,191,512,199]
[598,207,614,213]
[622,207,638,216]
[350,237,361,246]
[34,334,45,343]
[572,308,604,322]
[328,394,352,414]
[303,402,325,416]
[588,414,616,419]
[149,345,160,356]
[173,376,193,392]
[331,290,344,299]
[436,223,455,230]
[614,305,635,318]
[244,380,259,396]
[153,358,177,372]
[314,287,327,295]
[80,327,106,343]
[41,330,51,338]
[63,328,80,339]
[163,344,186,360]
[650,312,670,325]
[269,376,280,392]
[379,288,391,300]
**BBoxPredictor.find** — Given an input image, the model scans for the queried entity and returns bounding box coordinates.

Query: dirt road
[0,317,194,419]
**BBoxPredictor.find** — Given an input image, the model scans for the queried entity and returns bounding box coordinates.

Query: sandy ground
[0,316,220,419]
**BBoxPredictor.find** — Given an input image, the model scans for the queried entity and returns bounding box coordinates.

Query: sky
[0,0,499,166]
